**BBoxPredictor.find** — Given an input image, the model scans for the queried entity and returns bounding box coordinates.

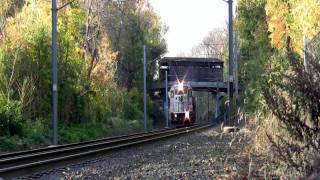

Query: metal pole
[52,0,58,145]
[143,45,147,131]
[304,35,309,72]
[207,92,209,122]
[165,70,169,128]
[228,0,234,125]
[215,93,220,119]
[235,31,239,107]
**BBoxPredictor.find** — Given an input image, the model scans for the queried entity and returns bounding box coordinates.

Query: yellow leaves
[98,35,118,64]
[289,0,320,55]
[2,0,51,48]
[0,0,11,15]
[91,34,118,83]
[266,0,289,50]
[269,17,286,49]
[266,0,320,56]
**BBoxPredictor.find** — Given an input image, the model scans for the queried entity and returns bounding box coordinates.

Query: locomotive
[168,81,196,125]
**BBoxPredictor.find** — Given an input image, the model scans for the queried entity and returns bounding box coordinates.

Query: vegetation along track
[0,124,213,179]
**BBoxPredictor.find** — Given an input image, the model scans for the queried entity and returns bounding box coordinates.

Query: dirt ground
[18,125,281,180]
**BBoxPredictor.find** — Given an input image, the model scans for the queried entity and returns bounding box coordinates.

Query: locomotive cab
[169,82,195,125]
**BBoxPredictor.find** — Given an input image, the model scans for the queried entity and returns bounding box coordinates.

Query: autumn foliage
[0,0,166,150]
[237,0,320,177]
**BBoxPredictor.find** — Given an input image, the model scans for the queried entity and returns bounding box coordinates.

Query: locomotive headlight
[174,114,177,118]
[185,111,190,120]
[178,81,184,92]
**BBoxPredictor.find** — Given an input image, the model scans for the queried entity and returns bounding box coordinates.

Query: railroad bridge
[151,57,227,121]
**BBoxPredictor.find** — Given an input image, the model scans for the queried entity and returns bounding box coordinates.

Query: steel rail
[0,124,213,179]
[0,127,174,159]
[0,125,197,168]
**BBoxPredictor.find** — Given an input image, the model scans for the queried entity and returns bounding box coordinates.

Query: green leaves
[0,94,23,136]
[236,0,272,113]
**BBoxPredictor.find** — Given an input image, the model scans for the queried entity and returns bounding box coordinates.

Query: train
[168,81,196,125]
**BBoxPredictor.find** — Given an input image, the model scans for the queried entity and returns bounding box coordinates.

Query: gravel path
[21,126,255,179]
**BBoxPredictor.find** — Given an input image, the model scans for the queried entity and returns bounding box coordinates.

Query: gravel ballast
[20,126,258,179]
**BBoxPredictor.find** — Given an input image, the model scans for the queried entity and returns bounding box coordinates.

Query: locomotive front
[169,81,195,125]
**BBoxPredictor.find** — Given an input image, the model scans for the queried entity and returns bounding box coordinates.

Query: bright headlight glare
[185,111,190,120]
[178,81,184,91]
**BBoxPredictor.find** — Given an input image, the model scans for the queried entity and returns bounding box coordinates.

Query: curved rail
[0,124,213,179]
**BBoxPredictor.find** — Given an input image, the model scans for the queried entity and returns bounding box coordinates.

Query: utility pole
[227,0,234,125]
[52,0,58,145]
[235,31,239,108]
[143,45,147,131]
[165,70,169,128]
[51,1,74,145]
[207,92,209,122]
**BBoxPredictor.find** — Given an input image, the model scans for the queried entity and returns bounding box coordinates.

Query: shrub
[0,95,24,136]
[263,47,320,176]
[59,119,143,144]
[21,119,51,146]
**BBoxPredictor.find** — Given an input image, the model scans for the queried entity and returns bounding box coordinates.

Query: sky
[149,0,234,56]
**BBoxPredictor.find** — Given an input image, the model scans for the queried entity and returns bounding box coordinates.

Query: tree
[190,28,227,59]
[236,0,271,112]
[0,0,167,143]
[101,0,166,90]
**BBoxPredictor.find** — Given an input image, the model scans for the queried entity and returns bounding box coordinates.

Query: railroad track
[0,123,213,179]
